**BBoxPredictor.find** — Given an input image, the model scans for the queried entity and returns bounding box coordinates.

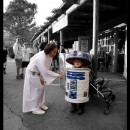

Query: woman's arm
[35,53,61,84]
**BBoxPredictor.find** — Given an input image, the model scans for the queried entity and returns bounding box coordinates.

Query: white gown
[23,51,59,112]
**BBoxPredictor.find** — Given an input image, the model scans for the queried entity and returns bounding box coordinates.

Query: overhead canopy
[62,0,126,39]
[31,0,127,43]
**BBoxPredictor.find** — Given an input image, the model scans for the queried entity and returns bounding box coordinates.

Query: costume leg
[77,103,85,115]
[70,103,78,113]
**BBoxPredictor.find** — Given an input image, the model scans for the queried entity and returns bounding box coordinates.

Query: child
[66,51,91,115]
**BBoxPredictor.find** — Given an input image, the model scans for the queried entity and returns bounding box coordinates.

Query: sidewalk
[4,57,127,130]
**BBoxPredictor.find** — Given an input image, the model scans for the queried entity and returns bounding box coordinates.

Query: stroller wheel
[109,94,116,106]
[89,93,94,100]
[112,94,116,101]
[104,107,109,115]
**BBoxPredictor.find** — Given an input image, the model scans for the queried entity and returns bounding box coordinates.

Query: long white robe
[23,51,59,112]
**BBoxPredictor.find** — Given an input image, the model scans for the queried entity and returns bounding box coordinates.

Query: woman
[23,42,65,115]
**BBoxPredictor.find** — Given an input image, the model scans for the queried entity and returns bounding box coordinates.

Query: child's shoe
[77,109,84,115]
[70,106,78,113]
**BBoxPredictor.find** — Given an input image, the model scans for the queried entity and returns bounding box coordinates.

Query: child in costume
[66,51,91,115]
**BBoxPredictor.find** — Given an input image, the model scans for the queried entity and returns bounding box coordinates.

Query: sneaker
[70,107,78,113]
[32,109,45,115]
[16,76,21,79]
[20,74,24,79]
[40,105,48,111]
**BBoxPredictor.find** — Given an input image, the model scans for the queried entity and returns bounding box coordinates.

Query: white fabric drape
[23,51,59,112]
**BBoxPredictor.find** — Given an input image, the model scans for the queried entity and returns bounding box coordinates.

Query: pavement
[4,57,127,130]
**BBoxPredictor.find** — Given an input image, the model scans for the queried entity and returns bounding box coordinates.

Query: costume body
[23,51,59,112]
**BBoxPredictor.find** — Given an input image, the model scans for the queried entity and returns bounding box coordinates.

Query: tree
[3,0,38,43]
[3,30,16,48]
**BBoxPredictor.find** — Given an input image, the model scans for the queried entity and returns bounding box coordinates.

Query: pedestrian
[23,42,65,115]
[21,42,31,78]
[29,44,35,58]
[3,46,8,74]
[13,37,23,79]
[98,47,106,71]
[52,50,59,71]
[66,51,91,115]
[38,42,48,51]
[61,48,66,53]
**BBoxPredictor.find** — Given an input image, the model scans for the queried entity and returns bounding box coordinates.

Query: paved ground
[3,57,127,130]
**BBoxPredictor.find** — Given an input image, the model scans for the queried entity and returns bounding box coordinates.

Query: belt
[31,72,40,76]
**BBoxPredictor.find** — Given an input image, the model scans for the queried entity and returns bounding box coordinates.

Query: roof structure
[30,2,72,42]
[31,0,127,43]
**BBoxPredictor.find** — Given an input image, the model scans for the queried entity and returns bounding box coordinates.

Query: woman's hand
[58,73,66,78]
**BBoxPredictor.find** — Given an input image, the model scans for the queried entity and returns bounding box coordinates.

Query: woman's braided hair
[44,42,58,54]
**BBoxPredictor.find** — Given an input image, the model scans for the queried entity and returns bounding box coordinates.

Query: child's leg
[70,103,78,113]
[77,103,86,115]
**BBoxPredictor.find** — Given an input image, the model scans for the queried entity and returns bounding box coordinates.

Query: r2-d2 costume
[65,51,91,114]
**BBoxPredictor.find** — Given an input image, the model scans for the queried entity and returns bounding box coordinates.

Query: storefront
[98,23,127,75]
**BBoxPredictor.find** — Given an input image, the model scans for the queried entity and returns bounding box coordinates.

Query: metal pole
[48,28,50,43]
[60,30,63,52]
[92,0,99,74]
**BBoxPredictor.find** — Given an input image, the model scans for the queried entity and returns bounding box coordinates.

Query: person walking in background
[23,42,65,115]
[21,42,31,78]
[98,47,106,71]
[61,47,66,53]
[50,40,59,71]
[38,41,48,51]
[3,46,8,74]
[13,37,23,79]
[52,50,59,71]
[29,44,35,58]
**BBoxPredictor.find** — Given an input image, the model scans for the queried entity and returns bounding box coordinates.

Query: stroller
[89,70,116,115]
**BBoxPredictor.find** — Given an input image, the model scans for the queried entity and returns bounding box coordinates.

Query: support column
[123,26,127,79]
[112,29,118,72]
[92,0,99,74]
[60,30,64,52]
[48,28,50,43]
